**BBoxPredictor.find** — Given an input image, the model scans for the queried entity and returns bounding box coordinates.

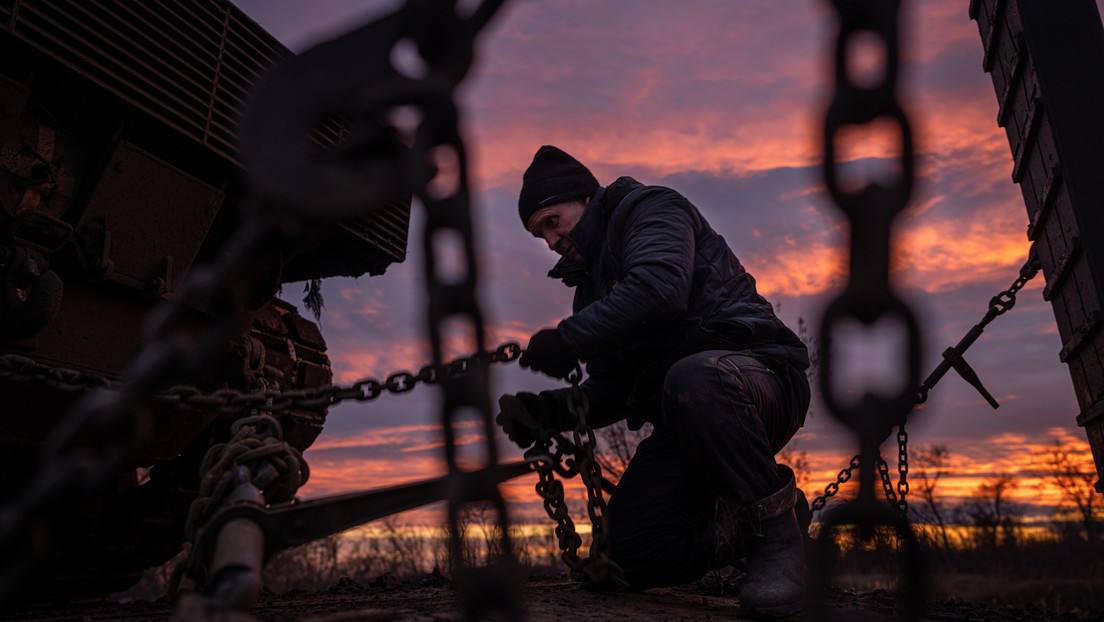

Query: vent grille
[6,0,288,163]
[4,0,409,268]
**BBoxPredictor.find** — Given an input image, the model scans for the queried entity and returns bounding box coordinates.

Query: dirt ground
[5,574,1099,622]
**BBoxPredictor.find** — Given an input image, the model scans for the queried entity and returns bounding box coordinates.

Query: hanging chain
[813,248,1040,515]
[566,377,628,589]
[523,372,626,589]
[809,424,908,515]
[814,0,927,616]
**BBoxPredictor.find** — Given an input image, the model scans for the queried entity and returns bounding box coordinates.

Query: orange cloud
[896,218,1031,293]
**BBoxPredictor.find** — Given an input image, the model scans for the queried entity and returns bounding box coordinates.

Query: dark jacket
[549,176,809,430]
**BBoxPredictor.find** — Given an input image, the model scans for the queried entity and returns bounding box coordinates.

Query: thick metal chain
[0,343,521,418]
[813,0,926,617]
[0,212,288,605]
[524,377,626,590]
[567,378,628,589]
[526,436,586,578]
[168,413,307,600]
[238,1,526,618]
[813,248,1039,515]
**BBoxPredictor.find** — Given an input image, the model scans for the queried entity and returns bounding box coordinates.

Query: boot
[736,466,806,618]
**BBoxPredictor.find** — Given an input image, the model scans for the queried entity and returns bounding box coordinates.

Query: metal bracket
[942,346,999,409]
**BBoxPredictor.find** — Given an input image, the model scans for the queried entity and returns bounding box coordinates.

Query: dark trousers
[606,350,808,589]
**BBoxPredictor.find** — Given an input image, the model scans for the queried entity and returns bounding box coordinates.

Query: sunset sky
[231,0,1104,522]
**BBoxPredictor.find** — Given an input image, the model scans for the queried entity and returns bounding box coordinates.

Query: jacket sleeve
[541,356,634,429]
[557,189,698,361]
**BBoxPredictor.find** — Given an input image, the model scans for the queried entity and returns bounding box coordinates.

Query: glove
[495,392,563,448]
[519,328,577,379]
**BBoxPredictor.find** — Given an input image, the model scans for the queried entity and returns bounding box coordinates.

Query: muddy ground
[5,574,1099,622]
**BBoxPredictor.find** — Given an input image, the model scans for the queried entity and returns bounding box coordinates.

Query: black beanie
[518,145,599,229]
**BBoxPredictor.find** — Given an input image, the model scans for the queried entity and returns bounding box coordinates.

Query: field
[6,516,1103,622]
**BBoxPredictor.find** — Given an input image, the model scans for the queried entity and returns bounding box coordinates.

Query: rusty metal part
[205,480,266,612]
[813,0,926,619]
[0,209,293,606]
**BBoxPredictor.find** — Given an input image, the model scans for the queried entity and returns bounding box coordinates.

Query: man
[497,145,810,618]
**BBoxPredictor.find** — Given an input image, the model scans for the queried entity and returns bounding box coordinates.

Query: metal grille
[3,0,408,269]
[0,0,331,164]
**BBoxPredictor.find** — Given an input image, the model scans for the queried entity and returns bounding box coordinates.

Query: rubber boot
[736,466,806,618]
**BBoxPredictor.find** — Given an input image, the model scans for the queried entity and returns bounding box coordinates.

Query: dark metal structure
[0,0,411,600]
[970,0,1104,492]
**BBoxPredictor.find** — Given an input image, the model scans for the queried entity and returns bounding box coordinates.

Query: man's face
[526,199,586,263]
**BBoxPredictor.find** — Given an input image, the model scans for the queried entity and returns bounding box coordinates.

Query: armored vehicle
[0,0,410,600]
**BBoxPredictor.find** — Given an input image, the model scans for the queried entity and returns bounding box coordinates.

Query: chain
[916,247,1040,404]
[897,425,909,512]
[0,343,521,418]
[813,247,1039,515]
[168,413,307,600]
[811,425,910,515]
[246,1,524,618]
[524,376,626,590]
[525,436,586,578]
[567,377,628,589]
[814,0,926,617]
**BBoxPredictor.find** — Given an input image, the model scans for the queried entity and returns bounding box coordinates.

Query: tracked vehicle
[0,0,410,600]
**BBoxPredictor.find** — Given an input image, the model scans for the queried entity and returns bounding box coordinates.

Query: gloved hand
[519,328,577,379]
[496,391,561,448]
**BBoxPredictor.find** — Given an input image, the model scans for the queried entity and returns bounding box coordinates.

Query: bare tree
[911,444,953,552]
[380,515,430,579]
[1031,439,1102,544]
[958,474,1021,549]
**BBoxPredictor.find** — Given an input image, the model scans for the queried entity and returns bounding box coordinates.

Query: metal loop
[384,371,417,393]
[819,294,922,437]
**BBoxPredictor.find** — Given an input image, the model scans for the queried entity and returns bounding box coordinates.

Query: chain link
[0,343,521,420]
[917,247,1039,404]
[813,247,1039,515]
[168,413,307,600]
[813,0,927,616]
[567,377,628,589]
[524,376,627,590]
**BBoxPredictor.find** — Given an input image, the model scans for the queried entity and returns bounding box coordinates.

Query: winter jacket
[547,176,809,430]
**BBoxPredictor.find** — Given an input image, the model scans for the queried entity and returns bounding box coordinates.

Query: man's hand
[496,393,544,448]
[519,328,577,379]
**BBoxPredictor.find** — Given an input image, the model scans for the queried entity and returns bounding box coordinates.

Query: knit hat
[518,145,599,229]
